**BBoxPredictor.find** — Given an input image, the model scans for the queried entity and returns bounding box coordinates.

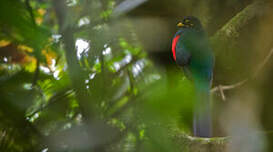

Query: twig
[109,57,138,78]
[25,0,36,25]
[211,48,273,99]
[210,79,248,93]
[209,1,271,100]
[26,88,73,118]
[254,47,273,78]
[24,0,41,88]
[218,85,226,101]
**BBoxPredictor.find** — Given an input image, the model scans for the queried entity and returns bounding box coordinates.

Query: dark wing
[175,36,192,66]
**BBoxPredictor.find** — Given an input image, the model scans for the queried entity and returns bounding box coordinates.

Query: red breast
[172,35,180,61]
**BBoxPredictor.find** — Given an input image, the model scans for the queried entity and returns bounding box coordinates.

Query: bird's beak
[177,22,184,27]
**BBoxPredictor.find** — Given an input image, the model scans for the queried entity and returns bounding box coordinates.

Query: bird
[171,16,214,137]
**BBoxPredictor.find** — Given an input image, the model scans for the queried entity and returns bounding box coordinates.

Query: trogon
[172,16,214,137]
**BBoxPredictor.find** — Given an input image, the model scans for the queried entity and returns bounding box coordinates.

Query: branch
[53,0,96,121]
[211,48,273,99]
[211,1,266,43]
[24,0,41,88]
[254,47,273,77]
[172,128,229,152]
[26,88,73,118]
[25,0,36,25]
[210,79,248,93]
[112,0,147,17]
[53,1,126,151]
[173,129,273,152]
[209,0,272,100]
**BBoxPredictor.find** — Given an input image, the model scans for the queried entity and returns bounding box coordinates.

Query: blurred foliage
[0,0,273,152]
[0,0,190,151]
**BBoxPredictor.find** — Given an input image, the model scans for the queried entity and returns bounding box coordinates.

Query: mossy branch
[173,129,273,152]
[209,1,273,101]
[211,1,266,43]
[170,127,229,152]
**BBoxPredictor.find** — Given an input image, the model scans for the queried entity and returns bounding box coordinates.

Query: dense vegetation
[1,0,273,152]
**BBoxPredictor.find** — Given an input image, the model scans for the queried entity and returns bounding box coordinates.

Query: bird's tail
[193,82,212,137]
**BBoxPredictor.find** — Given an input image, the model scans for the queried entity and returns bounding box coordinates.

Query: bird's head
[177,16,203,31]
